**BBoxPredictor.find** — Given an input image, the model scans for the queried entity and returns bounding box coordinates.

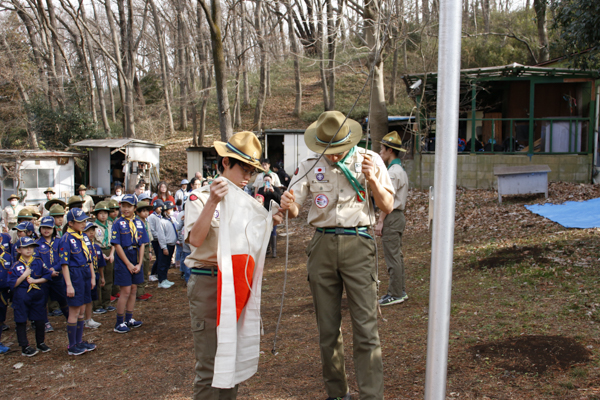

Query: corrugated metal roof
[0,150,82,159]
[71,138,162,148]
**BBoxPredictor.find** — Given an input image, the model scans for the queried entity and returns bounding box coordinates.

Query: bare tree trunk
[287,0,302,116]
[176,0,188,130]
[198,0,233,140]
[316,2,330,111]
[482,0,490,33]
[326,0,336,110]
[253,0,268,131]
[241,1,250,107]
[149,0,175,135]
[364,0,388,153]
[534,0,549,62]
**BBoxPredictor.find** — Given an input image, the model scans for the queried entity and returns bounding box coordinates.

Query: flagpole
[424,0,463,398]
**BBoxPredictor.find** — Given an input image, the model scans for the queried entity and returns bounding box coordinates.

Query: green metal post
[528,80,535,156]
[471,82,476,153]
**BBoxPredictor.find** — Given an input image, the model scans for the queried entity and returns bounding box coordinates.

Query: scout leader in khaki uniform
[2,194,23,231]
[280,111,395,400]
[185,131,283,400]
[77,185,95,213]
[375,131,409,307]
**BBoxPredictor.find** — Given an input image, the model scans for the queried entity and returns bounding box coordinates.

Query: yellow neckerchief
[19,256,40,292]
[67,227,91,263]
[96,219,110,247]
[0,247,7,268]
[123,215,138,245]
[43,236,54,266]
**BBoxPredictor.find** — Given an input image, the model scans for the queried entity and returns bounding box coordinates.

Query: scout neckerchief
[123,215,138,245]
[335,146,366,202]
[144,220,153,242]
[0,247,7,268]
[388,158,402,169]
[19,256,41,292]
[91,243,98,271]
[96,219,110,248]
[67,227,91,263]
[43,237,55,266]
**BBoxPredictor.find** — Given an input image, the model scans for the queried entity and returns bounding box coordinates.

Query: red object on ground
[137,293,153,301]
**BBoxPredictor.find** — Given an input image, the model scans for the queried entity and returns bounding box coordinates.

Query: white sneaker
[149,275,158,281]
[158,281,171,289]
[84,319,102,329]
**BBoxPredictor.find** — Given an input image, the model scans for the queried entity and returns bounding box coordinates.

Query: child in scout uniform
[46,204,66,317]
[147,200,164,282]
[12,222,36,261]
[0,242,12,353]
[111,194,148,333]
[186,131,283,399]
[375,131,410,306]
[156,201,177,289]
[36,217,69,333]
[9,237,53,356]
[108,199,120,222]
[2,194,23,231]
[59,208,97,356]
[135,201,154,300]
[48,204,66,238]
[66,195,84,212]
[92,201,116,313]
[280,111,395,400]
[83,222,105,328]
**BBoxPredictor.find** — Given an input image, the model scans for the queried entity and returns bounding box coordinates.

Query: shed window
[22,169,54,188]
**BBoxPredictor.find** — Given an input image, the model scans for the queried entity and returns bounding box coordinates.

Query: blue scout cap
[120,194,137,205]
[66,208,90,223]
[40,216,55,228]
[153,199,164,209]
[84,221,98,231]
[16,236,39,248]
[163,201,174,210]
[137,193,150,202]
[14,222,32,232]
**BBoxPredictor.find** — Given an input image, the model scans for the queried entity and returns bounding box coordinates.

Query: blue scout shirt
[91,243,107,272]
[0,233,11,255]
[35,237,59,272]
[59,231,93,268]
[8,257,52,290]
[0,248,12,289]
[111,216,149,249]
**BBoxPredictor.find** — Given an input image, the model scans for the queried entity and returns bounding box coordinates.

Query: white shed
[71,139,162,195]
[0,150,81,208]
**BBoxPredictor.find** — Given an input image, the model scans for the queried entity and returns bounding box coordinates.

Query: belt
[316,226,373,240]
[190,266,218,277]
[124,245,138,251]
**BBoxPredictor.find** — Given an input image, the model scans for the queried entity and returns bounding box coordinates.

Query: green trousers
[136,246,151,296]
[306,230,384,400]
[187,271,238,400]
[382,210,406,298]
[101,248,114,309]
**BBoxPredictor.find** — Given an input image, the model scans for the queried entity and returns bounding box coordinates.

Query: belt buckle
[334,227,345,235]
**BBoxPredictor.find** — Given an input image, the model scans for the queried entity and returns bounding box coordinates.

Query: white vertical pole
[424,0,463,398]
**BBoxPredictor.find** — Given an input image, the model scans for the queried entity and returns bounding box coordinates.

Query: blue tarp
[525,197,600,229]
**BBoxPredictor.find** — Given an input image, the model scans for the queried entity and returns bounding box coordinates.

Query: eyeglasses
[239,164,257,176]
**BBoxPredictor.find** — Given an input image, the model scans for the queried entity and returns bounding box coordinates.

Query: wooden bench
[493,165,551,204]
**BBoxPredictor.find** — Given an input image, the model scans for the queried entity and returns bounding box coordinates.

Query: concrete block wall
[403,153,593,190]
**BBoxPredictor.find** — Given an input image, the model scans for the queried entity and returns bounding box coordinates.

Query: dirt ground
[1,182,600,399]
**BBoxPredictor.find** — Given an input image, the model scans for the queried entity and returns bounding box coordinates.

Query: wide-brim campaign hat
[49,204,65,216]
[44,187,56,194]
[7,194,19,201]
[304,111,363,155]
[67,195,84,208]
[44,198,67,211]
[17,209,35,220]
[213,131,265,172]
[92,201,110,213]
[136,200,153,212]
[378,131,407,152]
[66,208,90,223]
[16,237,39,248]
[77,184,87,191]
[108,199,120,209]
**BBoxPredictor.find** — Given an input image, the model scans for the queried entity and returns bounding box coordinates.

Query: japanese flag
[314,166,325,174]
[212,179,276,388]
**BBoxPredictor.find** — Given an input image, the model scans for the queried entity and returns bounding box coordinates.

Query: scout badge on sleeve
[212,179,277,389]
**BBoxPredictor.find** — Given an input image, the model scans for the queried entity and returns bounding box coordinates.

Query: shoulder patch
[189,194,198,201]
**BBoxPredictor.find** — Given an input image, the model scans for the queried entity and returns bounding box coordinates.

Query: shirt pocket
[310,182,333,194]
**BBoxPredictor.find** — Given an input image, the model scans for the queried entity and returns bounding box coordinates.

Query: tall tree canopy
[553,0,600,70]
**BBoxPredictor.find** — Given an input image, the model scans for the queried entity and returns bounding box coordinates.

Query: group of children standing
[0,194,152,356]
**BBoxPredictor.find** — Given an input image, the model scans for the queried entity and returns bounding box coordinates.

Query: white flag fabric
[212,179,276,388]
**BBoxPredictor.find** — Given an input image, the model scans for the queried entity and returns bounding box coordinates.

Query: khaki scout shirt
[81,195,94,213]
[184,187,220,268]
[2,205,23,227]
[290,148,394,228]
[388,163,408,211]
